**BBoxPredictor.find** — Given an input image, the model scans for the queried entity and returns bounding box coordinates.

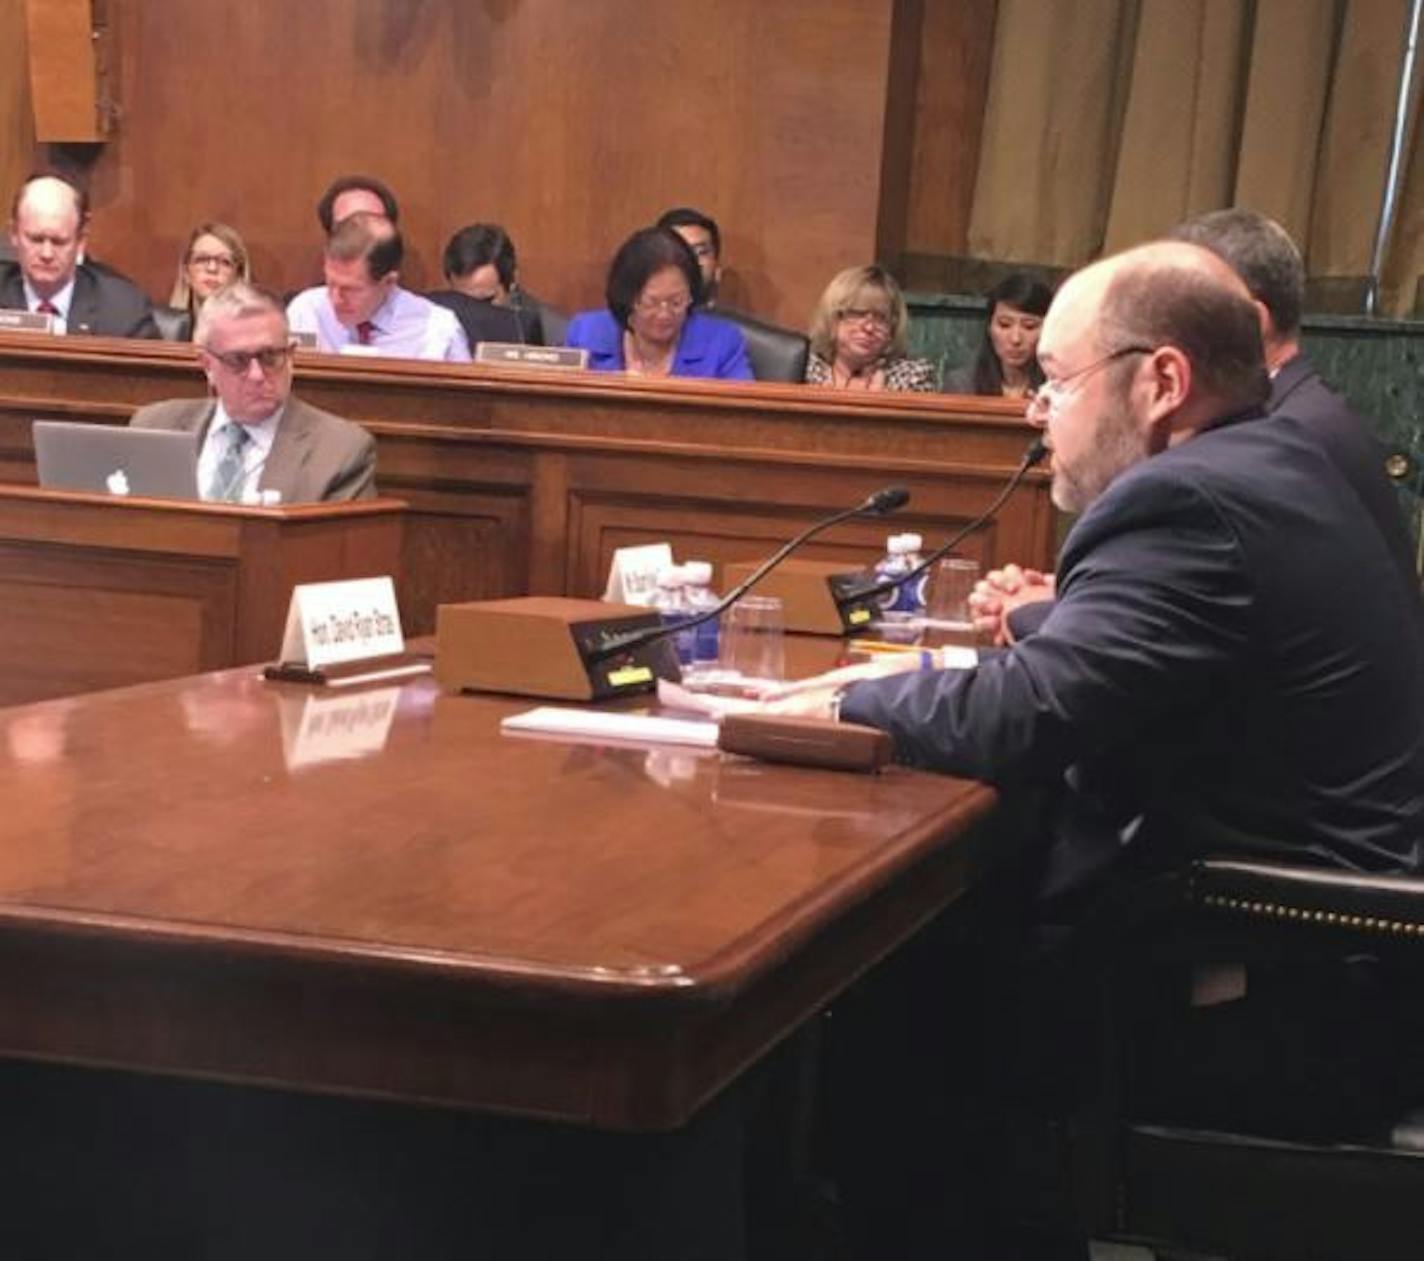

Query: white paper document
[500,706,719,748]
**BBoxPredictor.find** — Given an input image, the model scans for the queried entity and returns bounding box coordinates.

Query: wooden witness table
[0,486,405,704]
[0,332,1056,634]
[0,660,998,1257]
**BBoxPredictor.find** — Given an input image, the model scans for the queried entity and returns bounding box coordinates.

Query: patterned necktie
[206,423,251,502]
[356,320,375,345]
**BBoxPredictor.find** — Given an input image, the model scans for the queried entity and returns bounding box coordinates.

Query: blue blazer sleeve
[673,313,754,381]
[564,310,624,371]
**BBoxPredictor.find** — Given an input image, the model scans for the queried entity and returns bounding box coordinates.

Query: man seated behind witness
[130,282,375,503]
[564,226,752,380]
[656,206,723,307]
[2,172,159,339]
[315,174,400,234]
[972,209,1419,643]
[287,213,471,362]
[426,223,542,347]
[804,265,936,391]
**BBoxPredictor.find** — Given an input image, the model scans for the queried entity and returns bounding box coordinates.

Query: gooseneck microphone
[829,438,1048,623]
[587,485,911,664]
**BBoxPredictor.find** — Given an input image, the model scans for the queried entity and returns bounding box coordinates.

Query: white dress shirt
[198,402,283,503]
[286,286,472,363]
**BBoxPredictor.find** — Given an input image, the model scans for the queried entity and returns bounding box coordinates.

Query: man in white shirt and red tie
[286,212,471,362]
[1,171,159,339]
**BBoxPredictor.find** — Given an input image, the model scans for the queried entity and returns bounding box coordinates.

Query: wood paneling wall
[3,0,913,328]
[0,0,36,203]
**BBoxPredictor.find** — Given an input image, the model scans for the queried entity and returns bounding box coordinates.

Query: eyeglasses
[207,344,293,374]
[634,293,692,316]
[1027,346,1155,415]
[189,253,237,271]
[838,307,892,331]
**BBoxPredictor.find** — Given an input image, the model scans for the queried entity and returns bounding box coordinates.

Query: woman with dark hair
[943,272,1052,397]
[427,222,542,346]
[564,227,752,379]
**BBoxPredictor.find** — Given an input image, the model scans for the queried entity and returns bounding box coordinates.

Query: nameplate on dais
[0,310,55,334]
[278,576,406,671]
[475,342,589,370]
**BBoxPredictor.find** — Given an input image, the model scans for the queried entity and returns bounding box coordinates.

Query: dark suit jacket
[844,413,1424,898]
[425,291,542,348]
[129,395,376,503]
[1270,353,1416,591]
[0,260,160,339]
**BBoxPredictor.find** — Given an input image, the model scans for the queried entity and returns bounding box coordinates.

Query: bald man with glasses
[129,282,376,503]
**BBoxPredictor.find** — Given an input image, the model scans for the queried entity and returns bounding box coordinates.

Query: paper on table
[500,706,719,748]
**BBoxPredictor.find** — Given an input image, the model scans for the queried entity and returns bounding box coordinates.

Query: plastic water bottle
[651,566,695,665]
[873,534,919,619]
[681,560,721,672]
[898,532,927,615]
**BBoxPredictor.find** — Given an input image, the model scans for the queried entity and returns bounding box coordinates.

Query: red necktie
[356,321,375,345]
[36,301,58,316]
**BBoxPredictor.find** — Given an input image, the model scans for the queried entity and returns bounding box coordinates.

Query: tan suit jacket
[129,395,376,503]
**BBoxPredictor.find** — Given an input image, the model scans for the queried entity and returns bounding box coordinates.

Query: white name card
[278,576,405,670]
[0,310,55,334]
[475,342,589,370]
[604,542,673,606]
[291,330,319,350]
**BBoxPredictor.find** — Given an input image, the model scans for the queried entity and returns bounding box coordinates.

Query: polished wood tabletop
[0,663,996,1129]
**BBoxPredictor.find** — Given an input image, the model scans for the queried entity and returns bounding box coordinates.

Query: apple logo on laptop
[105,468,130,496]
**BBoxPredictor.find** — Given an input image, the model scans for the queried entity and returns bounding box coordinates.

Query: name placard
[291,330,319,350]
[0,310,56,334]
[278,576,406,670]
[475,342,589,370]
[603,542,673,606]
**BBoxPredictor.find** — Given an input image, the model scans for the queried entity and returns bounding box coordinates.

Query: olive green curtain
[966,0,1424,314]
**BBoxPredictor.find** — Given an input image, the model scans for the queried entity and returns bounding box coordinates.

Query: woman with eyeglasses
[804,266,935,392]
[943,272,1052,397]
[564,226,752,379]
[159,222,250,341]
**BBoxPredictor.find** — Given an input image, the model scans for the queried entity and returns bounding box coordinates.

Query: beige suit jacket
[129,395,376,503]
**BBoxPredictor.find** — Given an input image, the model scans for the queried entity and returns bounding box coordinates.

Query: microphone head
[1024,437,1049,468]
[865,485,910,515]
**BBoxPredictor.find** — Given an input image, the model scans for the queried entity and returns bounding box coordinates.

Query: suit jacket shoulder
[264,396,376,503]
[70,264,161,339]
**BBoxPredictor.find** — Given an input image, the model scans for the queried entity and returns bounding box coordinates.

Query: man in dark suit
[798,243,1424,1260]
[973,209,1417,642]
[2,172,159,339]
[130,282,375,504]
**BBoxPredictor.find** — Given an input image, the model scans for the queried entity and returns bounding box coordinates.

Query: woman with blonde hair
[159,222,250,340]
[805,265,935,391]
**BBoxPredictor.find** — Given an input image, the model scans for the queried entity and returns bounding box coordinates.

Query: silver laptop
[33,421,200,500]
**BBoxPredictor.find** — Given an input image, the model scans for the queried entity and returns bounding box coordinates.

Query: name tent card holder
[604,542,674,606]
[263,576,432,687]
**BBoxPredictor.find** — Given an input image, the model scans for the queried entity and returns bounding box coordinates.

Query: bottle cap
[683,560,713,585]
[888,535,914,555]
[900,533,923,551]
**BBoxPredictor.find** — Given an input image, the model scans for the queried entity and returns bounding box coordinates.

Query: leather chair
[715,308,810,383]
[1065,859,1424,1259]
[152,304,193,341]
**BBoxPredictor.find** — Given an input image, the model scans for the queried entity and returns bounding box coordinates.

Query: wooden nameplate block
[722,556,874,636]
[264,653,431,689]
[718,713,894,773]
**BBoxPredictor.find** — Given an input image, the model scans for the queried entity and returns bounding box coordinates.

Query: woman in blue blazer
[565,227,752,381]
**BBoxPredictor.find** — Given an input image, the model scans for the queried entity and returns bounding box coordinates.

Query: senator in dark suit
[129,281,375,504]
[831,244,1424,895]
[3,172,159,339]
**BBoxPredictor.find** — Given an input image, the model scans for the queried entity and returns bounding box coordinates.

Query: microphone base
[435,597,681,701]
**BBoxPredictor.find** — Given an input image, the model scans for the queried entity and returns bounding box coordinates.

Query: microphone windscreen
[867,486,911,515]
[1025,437,1048,468]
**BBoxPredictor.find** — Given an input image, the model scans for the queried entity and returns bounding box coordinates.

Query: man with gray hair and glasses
[129,281,376,503]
